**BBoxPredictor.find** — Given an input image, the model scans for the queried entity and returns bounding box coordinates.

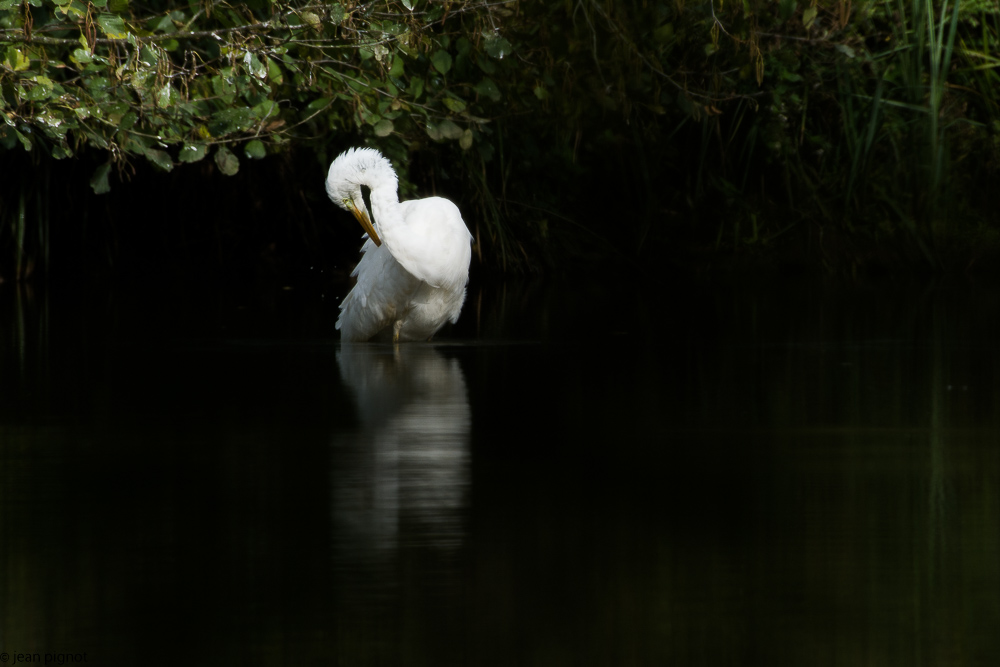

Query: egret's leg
[393,320,403,343]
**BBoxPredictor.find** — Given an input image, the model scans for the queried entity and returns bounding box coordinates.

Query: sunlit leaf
[209,107,257,136]
[96,14,128,38]
[54,0,87,18]
[70,48,93,68]
[374,119,394,137]
[13,128,32,151]
[179,143,208,163]
[24,76,55,101]
[144,147,173,171]
[244,139,266,159]
[243,52,267,80]
[139,45,158,66]
[484,34,512,59]
[802,6,817,29]
[156,83,172,108]
[214,146,240,176]
[5,48,30,72]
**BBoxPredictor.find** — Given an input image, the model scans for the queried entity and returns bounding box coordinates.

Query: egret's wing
[337,236,421,341]
[384,198,473,291]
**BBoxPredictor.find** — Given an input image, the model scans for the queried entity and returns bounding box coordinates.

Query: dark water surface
[3,277,1000,666]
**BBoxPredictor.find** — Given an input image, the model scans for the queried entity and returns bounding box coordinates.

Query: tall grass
[1,157,51,282]
[832,0,986,264]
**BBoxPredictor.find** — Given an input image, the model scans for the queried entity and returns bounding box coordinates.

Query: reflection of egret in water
[331,343,471,599]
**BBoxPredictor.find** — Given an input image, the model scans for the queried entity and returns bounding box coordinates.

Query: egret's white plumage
[326,147,473,342]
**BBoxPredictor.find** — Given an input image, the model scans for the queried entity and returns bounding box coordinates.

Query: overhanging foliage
[1,0,518,192]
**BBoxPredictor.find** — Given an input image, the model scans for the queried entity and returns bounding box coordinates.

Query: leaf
[147,14,175,32]
[209,107,257,136]
[373,119,394,137]
[409,77,424,100]
[653,23,674,43]
[139,45,158,66]
[442,96,466,113]
[12,128,32,151]
[24,76,55,102]
[474,78,501,101]
[266,58,284,85]
[144,147,173,172]
[90,163,112,194]
[96,14,129,38]
[476,54,496,74]
[802,6,817,29]
[484,34,512,59]
[329,3,345,25]
[54,0,87,18]
[215,146,240,176]
[401,0,416,9]
[179,143,208,163]
[459,128,473,150]
[438,119,463,140]
[5,48,30,72]
[243,52,267,79]
[836,44,856,58]
[156,83,172,108]
[244,139,266,159]
[431,49,453,75]
[389,55,405,78]
[70,48,93,68]
[252,100,278,119]
[304,97,333,115]
[301,11,321,30]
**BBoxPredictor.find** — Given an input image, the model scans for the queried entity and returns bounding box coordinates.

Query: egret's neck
[368,172,403,233]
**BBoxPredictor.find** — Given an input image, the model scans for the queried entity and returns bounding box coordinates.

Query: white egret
[326,147,473,342]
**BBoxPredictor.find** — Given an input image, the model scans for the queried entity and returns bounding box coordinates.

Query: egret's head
[326,147,386,246]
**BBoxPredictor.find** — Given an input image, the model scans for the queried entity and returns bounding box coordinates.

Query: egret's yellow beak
[347,200,382,247]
